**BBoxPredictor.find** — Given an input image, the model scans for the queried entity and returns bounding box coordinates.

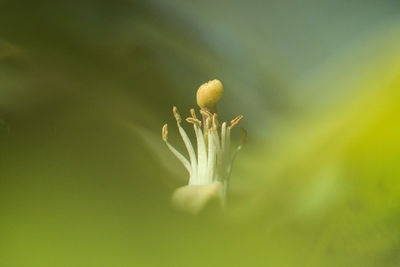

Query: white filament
[164,109,243,199]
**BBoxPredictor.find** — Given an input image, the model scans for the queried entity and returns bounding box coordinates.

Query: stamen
[165,142,192,174]
[190,108,197,120]
[192,121,207,184]
[211,125,222,179]
[221,122,227,154]
[162,124,168,141]
[173,106,197,183]
[219,122,227,179]
[161,124,191,173]
[207,129,216,183]
[200,109,213,118]
[200,109,212,135]
[230,115,243,129]
[173,106,182,123]
[226,126,231,162]
[205,117,212,132]
[212,113,219,130]
[186,117,201,127]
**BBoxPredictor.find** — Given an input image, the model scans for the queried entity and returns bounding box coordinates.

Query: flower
[162,79,246,214]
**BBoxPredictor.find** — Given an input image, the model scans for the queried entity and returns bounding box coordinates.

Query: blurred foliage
[1,0,400,266]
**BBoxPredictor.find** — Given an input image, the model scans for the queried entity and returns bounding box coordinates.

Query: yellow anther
[173,106,182,123]
[186,117,201,127]
[162,124,168,141]
[190,109,197,120]
[200,109,213,118]
[196,79,223,111]
[230,115,243,129]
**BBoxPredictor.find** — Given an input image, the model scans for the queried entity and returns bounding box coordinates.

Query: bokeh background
[1,0,400,266]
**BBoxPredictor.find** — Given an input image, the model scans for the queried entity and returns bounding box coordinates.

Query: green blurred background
[1,0,400,266]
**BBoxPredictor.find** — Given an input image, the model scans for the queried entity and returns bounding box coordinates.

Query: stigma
[196,79,223,113]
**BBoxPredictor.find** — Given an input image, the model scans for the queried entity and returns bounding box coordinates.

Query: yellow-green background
[1,0,400,266]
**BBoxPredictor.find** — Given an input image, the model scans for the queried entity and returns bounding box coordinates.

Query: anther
[200,109,213,118]
[230,115,243,128]
[186,117,201,127]
[190,109,197,120]
[162,124,168,141]
[173,106,182,123]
